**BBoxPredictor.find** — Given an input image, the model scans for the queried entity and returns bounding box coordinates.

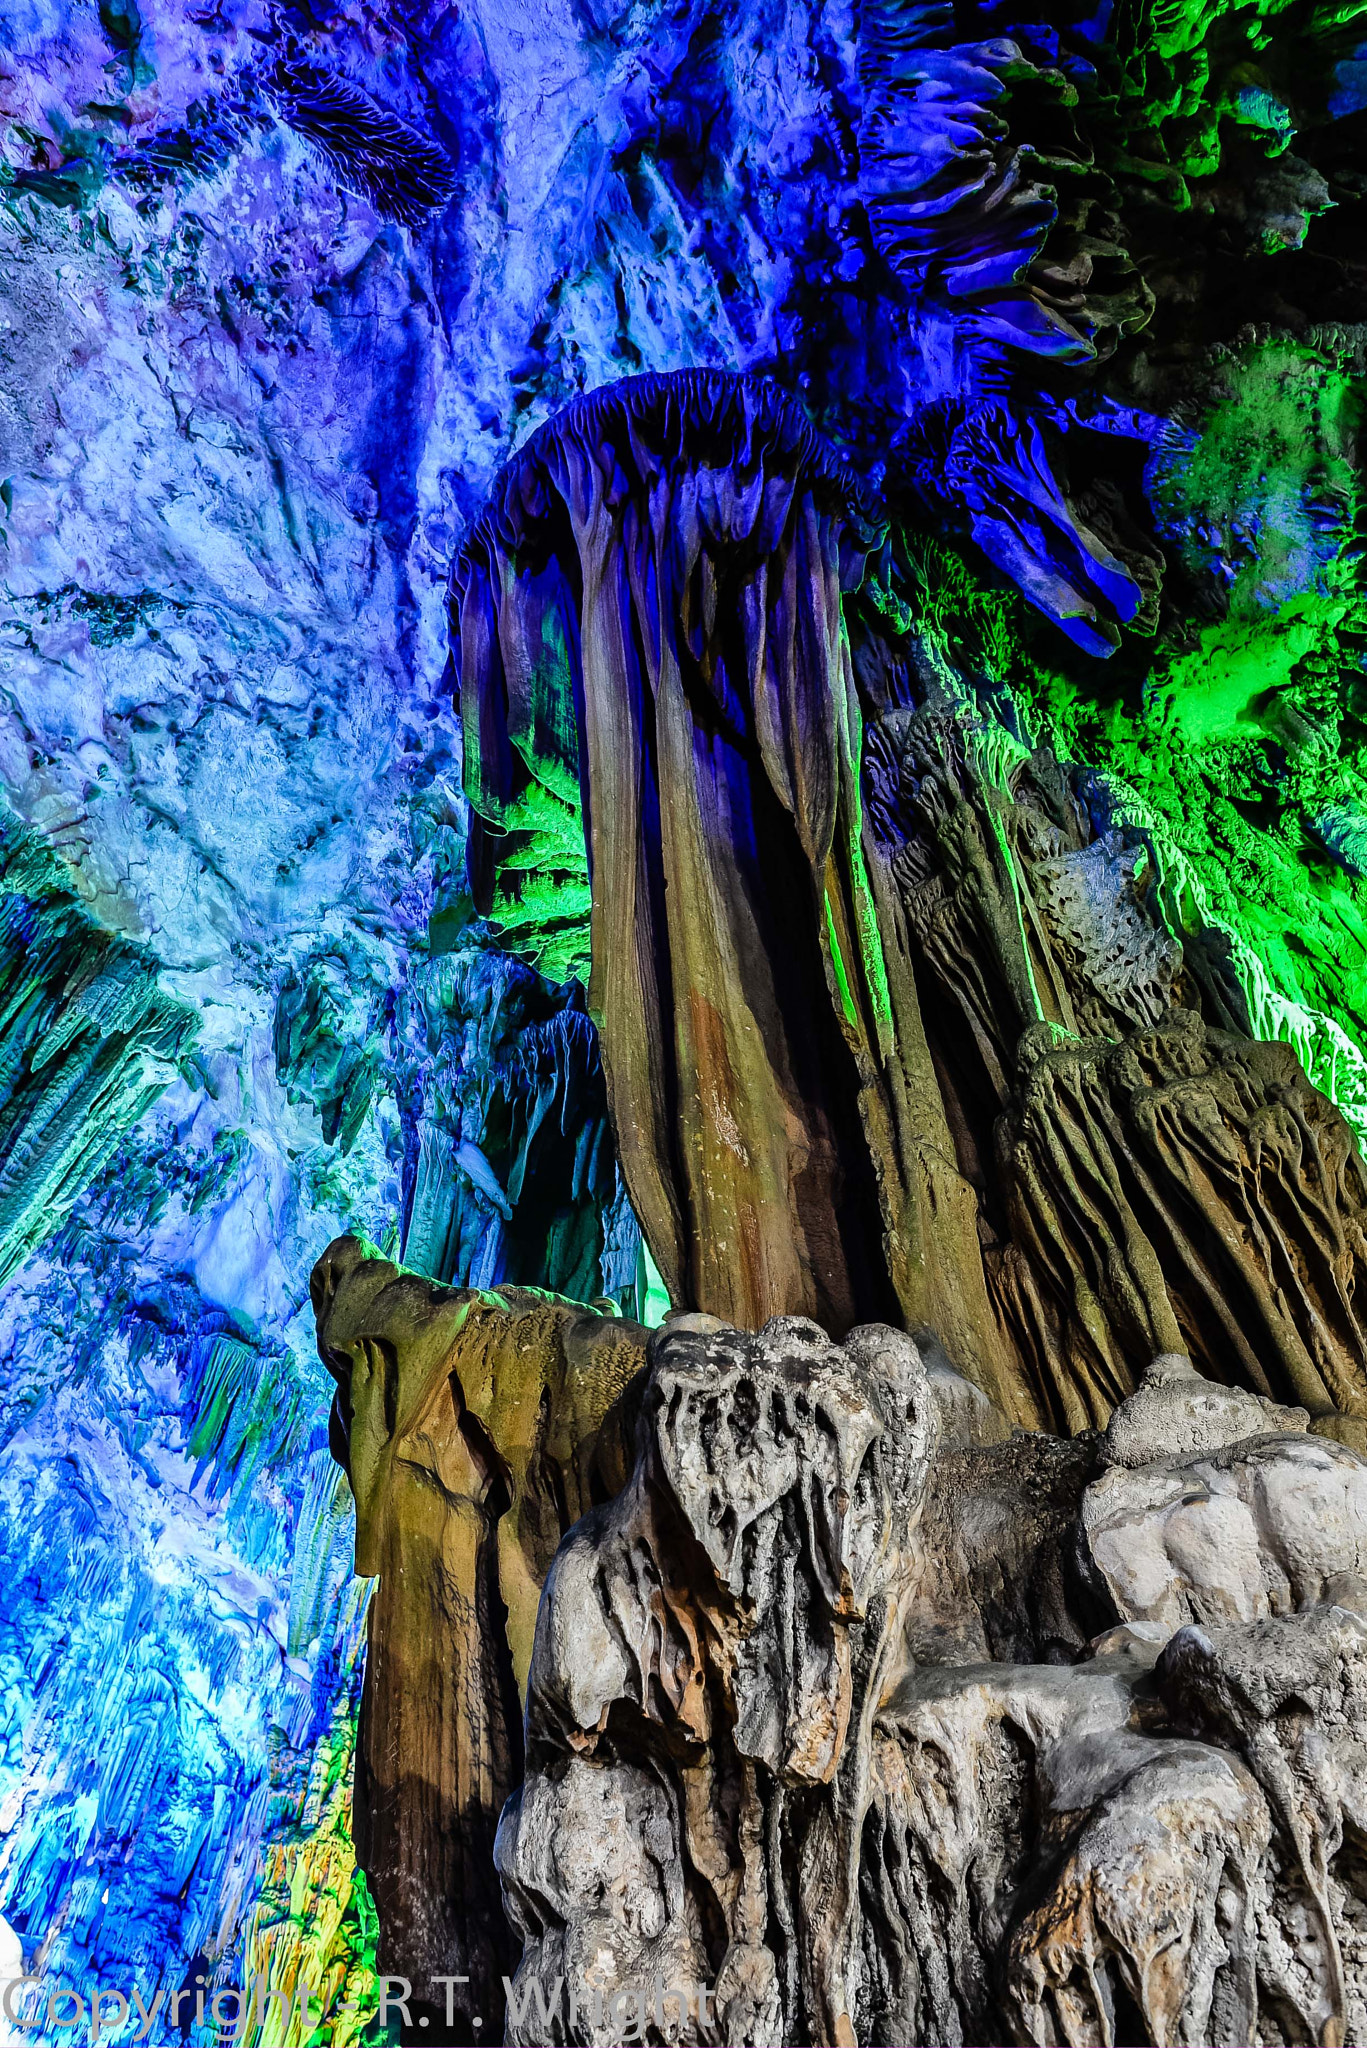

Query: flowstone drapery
[453,368,1367,1440]
[313,1232,1367,2046]
[451,371,1015,1405]
[855,685,1367,1436]
[4,0,1367,2016]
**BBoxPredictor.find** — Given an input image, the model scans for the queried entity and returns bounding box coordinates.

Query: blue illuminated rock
[0,0,1363,2037]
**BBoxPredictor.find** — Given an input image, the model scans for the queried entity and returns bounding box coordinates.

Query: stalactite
[0,814,195,1287]
[452,369,1024,1415]
[4,0,1367,2029]
[854,664,1367,1429]
[397,939,626,1302]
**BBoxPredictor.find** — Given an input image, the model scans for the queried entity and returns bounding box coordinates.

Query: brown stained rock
[860,701,1367,1438]
[452,373,1028,1423]
[454,377,894,1343]
[457,413,1367,1444]
[310,1234,647,2041]
[994,1010,1367,1430]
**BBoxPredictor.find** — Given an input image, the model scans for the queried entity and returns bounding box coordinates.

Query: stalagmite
[311,1235,648,2039]
[499,1315,1367,2048]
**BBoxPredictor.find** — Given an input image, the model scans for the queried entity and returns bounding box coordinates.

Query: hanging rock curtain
[455,372,933,1339]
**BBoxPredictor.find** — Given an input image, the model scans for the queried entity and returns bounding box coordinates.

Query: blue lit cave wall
[1,0,1366,2040]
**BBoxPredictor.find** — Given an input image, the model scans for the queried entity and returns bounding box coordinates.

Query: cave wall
[0,0,1365,2040]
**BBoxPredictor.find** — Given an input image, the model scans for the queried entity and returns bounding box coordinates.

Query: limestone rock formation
[455,377,1367,1450]
[317,353,1367,2045]
[992,1012,1367,1430]
[1099,1351,1309,1470]
[0,814,196,1286]
[5,0,1367,2018]
[453,372,912,1347]
[497,1315,1367,2046]
[311,1234,648,2039]
[855,693,1367,1433]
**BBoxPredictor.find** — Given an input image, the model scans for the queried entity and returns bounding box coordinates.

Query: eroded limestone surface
[497,1315,1367,2047]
